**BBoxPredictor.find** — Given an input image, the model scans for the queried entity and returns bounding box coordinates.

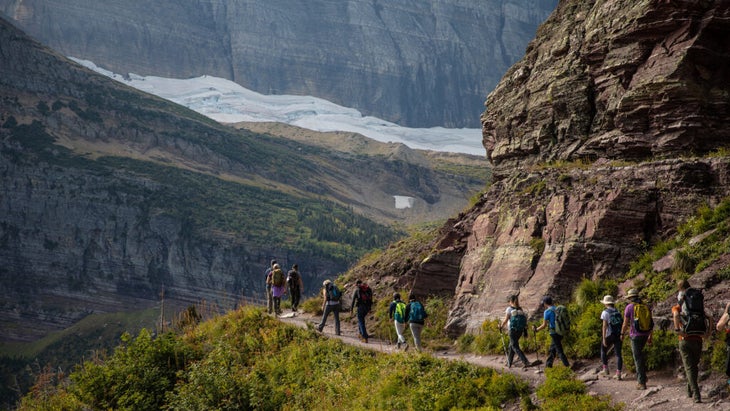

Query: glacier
[72,58,484,156]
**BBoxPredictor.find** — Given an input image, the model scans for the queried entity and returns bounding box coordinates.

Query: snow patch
[393,196,415,209]
[71,58,484,155]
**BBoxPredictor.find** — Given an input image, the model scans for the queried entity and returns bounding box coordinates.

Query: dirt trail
[278,311,729,410]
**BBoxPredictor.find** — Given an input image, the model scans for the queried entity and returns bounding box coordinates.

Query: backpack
[327,284,341,302]
[271,268,285,286]
[682,288,708,336]
[552,305,570,336]
[358,284,373,308]
[632,302,654,333]
[408,301,426,322]
[394,301,407,323]
[287,270,299,287]
[606,307,623,337]
[509,308,528,332]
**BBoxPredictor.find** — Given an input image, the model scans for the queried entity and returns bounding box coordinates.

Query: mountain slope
[0,16,485,344]
[0,0,558,128]
[345,0,730,336]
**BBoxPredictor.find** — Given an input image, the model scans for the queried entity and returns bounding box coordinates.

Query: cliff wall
[0,0,557,128]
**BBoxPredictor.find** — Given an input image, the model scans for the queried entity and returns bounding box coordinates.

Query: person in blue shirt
[535,296,570,368]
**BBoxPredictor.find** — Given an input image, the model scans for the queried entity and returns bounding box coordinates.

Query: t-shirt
[600,308,618,338]
[543,306,557,334]
[624,302,652,338]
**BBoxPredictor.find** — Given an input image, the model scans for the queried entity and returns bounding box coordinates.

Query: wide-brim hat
[322,279,331,286]
[600,295,615,305]
[626,289,639,298]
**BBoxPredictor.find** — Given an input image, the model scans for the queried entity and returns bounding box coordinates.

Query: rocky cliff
[0,16,485,343]
[0,0,557,128]
[352,0,730,335]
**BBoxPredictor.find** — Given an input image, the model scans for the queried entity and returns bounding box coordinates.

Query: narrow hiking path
[277,311,729,410]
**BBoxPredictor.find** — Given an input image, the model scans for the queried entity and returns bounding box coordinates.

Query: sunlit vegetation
[17,307,532,411]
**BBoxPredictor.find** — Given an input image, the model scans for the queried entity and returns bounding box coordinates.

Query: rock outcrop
[0,0,558,128]
[403,0,730,335]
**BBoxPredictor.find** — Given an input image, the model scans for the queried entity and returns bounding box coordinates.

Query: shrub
[536,367,622,410]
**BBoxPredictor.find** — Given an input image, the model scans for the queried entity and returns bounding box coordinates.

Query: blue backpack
[409,301,426,322]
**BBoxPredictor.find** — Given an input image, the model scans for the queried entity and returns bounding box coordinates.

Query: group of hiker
[503,280,728,404]
[264,259,304,315]
[263,259,730,403]
[314,278,428,351]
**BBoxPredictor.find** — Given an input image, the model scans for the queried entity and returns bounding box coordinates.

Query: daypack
[552,305,570,336]
[606,307,623,337]
[408,301,426,322]
[394,301,407,323]
[287,270,299,287]
[327,284,341,302]
[271,268,285,286]
[632,302,654,333]
[358,284,373,308]
[509,308,528,332]
[682,288,708,336]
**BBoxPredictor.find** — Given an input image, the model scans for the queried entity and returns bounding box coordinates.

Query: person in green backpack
[388,293,408,350]
[535,296,570,368]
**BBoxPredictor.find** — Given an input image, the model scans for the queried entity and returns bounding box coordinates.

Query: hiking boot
[614,371,622,380]
[694,397,701,404]
[316,326,323,333]
[602,366,609,376]
[396,342,401,349]
[364,337,368,343]
[636,383,646,390]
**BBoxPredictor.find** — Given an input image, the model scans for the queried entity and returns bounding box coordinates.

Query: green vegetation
[536,367,620,410]
[18,307,532,411]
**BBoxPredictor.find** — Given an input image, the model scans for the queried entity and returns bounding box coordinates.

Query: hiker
[404,293,427,351]
[599,295,623,379]
[316,279,341,335]
[270,263,287,315]
[499,294,533,369]
[264,259,276,314]
[350,280,373,343]
[388,292,408,350]
[535,296,570,368]
[621,288,653,390]
[673,280,711,403]
[715,301,730,386]
[287,264,304,312]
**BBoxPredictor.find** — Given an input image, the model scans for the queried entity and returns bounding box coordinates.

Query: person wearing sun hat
[599,295,623,380]
[621,288,653,390]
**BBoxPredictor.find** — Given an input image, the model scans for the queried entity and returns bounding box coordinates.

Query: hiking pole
[498,324,509,366]
[531,325,543,371]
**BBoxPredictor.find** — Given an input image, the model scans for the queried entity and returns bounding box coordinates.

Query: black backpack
[682,288,707,335]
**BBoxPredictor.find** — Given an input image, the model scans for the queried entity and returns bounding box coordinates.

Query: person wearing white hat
[599,295,623,380]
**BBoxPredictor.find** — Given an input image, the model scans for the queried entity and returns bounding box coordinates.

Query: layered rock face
[0,0,557,128]
[406,0,730,334]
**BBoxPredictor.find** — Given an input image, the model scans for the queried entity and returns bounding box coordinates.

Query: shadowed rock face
[403,0,730,335]
[0,0,558,128]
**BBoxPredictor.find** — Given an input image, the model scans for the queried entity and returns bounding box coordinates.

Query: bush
[536,367,621,410]
[621,329,677,373]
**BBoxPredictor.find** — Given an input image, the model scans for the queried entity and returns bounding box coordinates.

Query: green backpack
[394,301,407,323]
[553,305,571,336]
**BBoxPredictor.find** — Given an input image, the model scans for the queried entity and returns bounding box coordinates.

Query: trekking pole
[498,324,509,366]
[532,325,542,370]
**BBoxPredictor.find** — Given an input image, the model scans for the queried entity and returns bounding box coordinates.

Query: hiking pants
[266,284,273,314]
[508,329,530,367]
[679,338,702,401]
[600,333,623,372]
[356,306,370,338]
[631,335,649,385]
[409,322,424,351]
[289,286,301,311]
[546,333,569,367]
[317,303,340,335]
[394,320,407,344]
